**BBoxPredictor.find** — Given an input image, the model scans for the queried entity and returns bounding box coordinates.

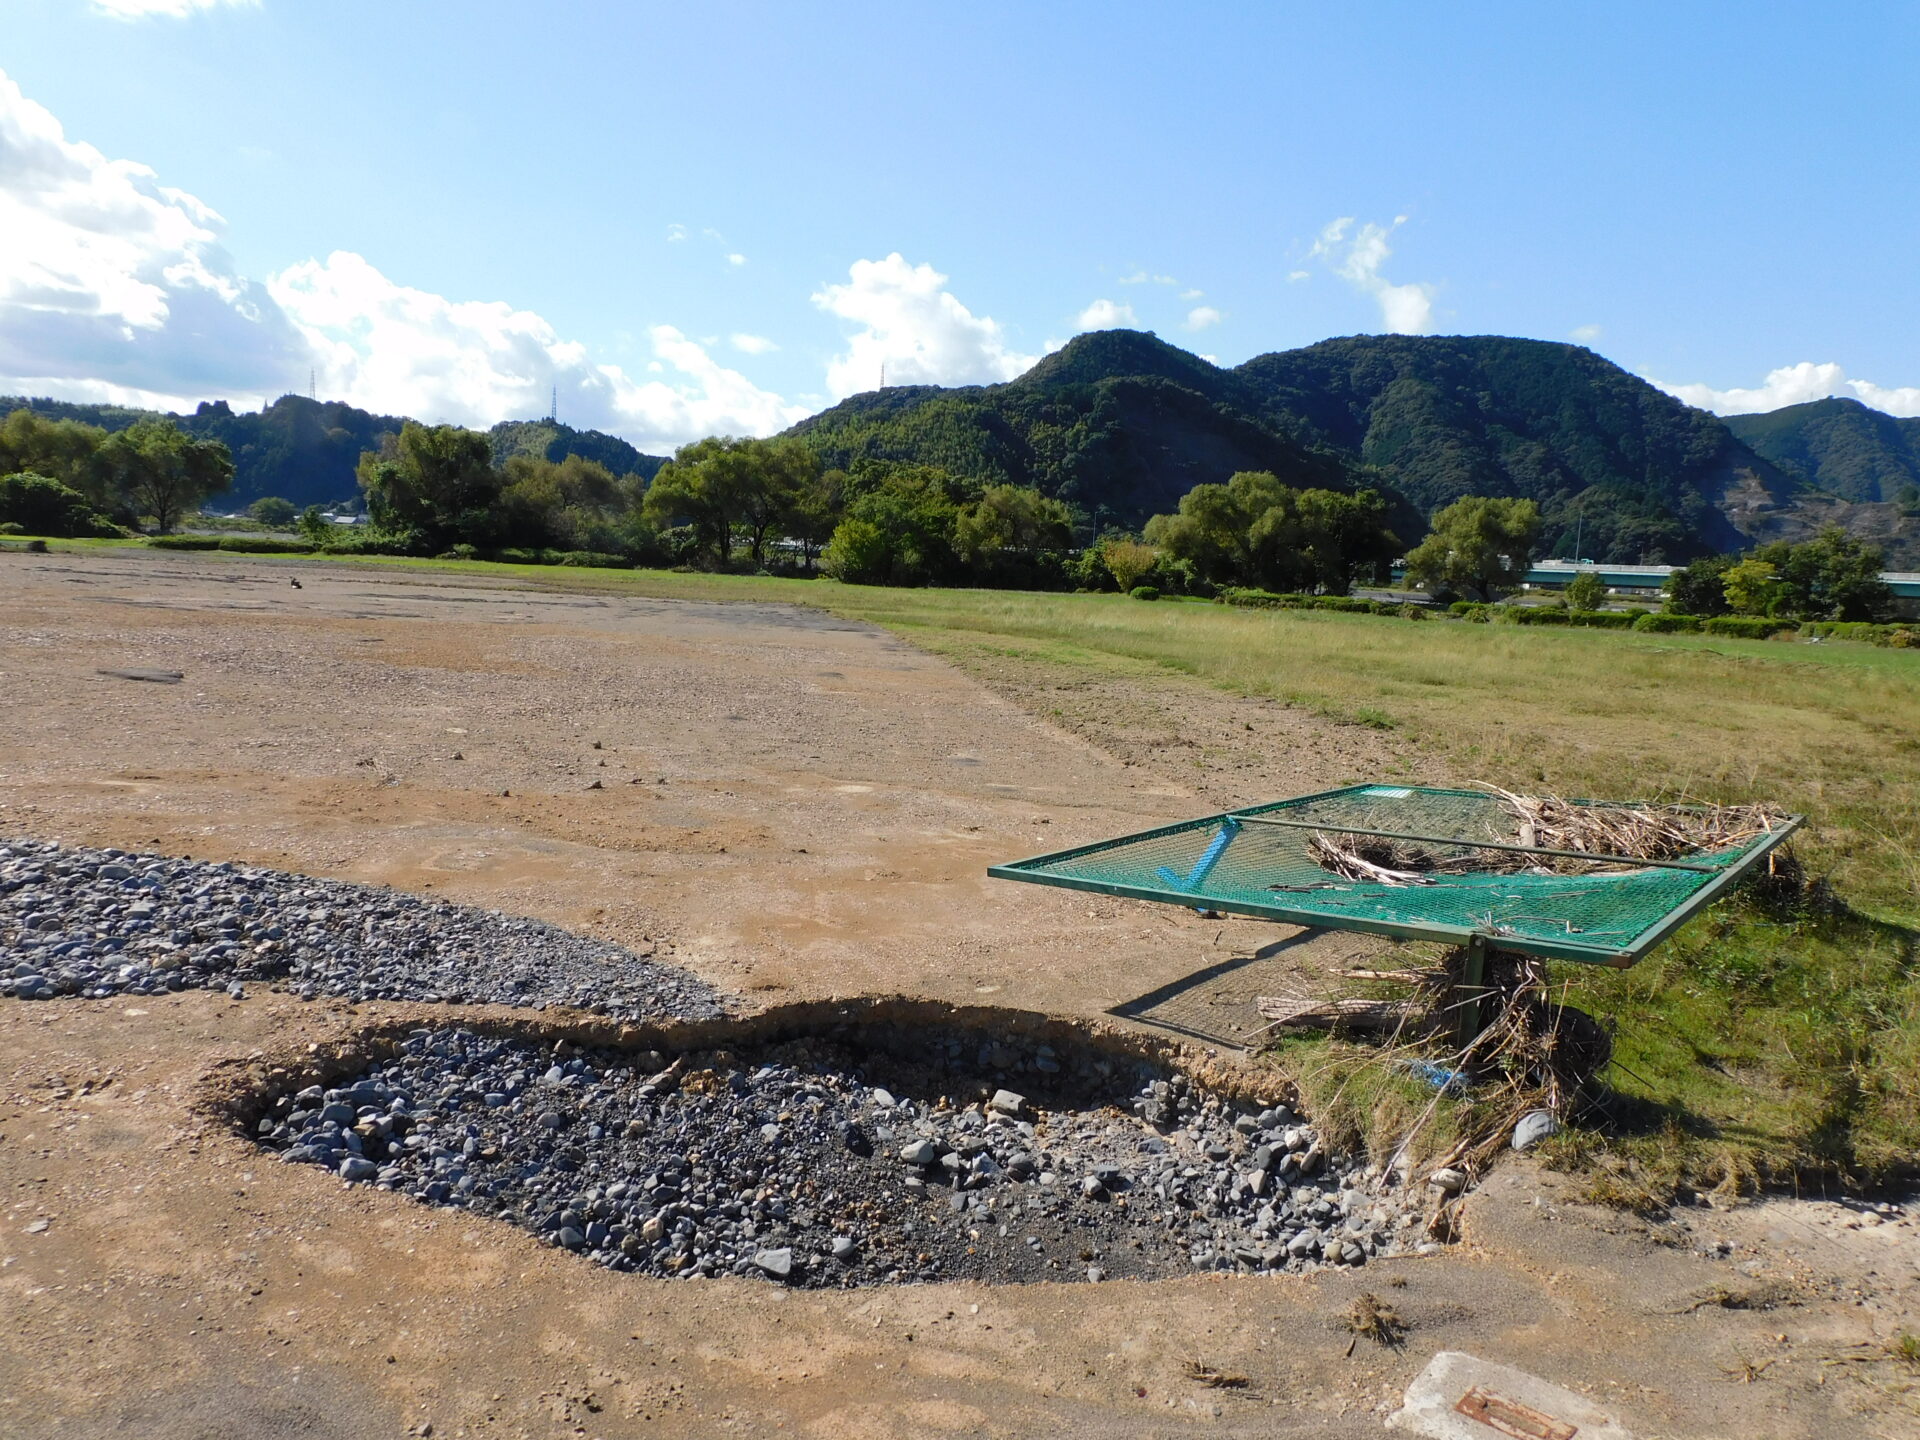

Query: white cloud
[1120,271,1178,286]
[1179,288,1204,301]
[90,0,256,17]
[813,253,1036,398]
[0,65,305,408]
[1287,270,1310,282]
[1075,298,1138,330]
[1309,216,1436,333]
[665,223,687,242]
[0,68,803,452]
[1651,361,1920,419]
[1570,324,1603,343]
[272,252,806,448]
[1184,305,1222,332]
[725,252,746,267]
[730,332,777,355]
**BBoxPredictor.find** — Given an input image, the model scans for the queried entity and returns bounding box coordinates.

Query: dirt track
[3,548,1916,1439]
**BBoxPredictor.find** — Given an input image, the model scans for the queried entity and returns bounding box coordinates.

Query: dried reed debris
[1487,787,1788,870]
[1303,790,1790,884]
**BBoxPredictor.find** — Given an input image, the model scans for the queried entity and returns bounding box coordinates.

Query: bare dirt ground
[3,547,1917,1439]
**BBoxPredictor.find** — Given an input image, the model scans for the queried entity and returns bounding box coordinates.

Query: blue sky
[3,0,1916,449]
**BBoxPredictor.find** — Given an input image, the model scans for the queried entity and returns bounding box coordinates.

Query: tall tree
[791,467,847,572]
[99,419,234,532]
[641,436,758,568]
[1403,496,1541,602]
[0,409,111,511]
[497,452,625,551]
[1751,528,1894,621]
[1144,471,1399,593]
[822,465,966,586]
[1663,554,1734,615]
[356,422,499,550]
[955,484,1074,562]
[737,437,820,571]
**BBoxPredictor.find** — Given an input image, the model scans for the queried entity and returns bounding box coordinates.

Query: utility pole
[550,384,557,424]
[309,368,316,401]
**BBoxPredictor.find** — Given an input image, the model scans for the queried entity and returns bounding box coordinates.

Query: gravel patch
[251,1024,1429,1286]
[0,838,720,1020]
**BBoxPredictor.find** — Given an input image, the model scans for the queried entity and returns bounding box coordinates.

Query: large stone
[1511,1110,1562,1151]
[751,1247,793,1280]
[899,1139,942,1166]
[1387,1351,1636,1439]
[987,1089,1027,1117]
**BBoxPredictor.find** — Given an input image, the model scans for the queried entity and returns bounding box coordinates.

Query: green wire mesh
[989,785,1800,966]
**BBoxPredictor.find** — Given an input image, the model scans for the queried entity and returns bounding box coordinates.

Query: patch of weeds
[1572,1158,1672,1217]
[1888,1333,1920,1371]
[1182,1360,1250,1389]
[1344,1292,1407,1347]
[1721,1351,1776,1384]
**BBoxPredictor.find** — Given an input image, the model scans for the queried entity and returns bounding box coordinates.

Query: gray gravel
[0,838,720,1020]
[253,1025,1427,1287]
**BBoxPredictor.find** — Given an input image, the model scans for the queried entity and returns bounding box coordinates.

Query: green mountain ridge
[1725,397,1920,504]
[792,330,1376,537]
[0,394,666,512]
[8,339,1916,566]
[789,331,1917,565]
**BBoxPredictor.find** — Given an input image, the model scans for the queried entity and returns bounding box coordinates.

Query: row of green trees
[1662,530,1896,622]
[5,402,1903,627]
[0,408,234,534]
[349,422,1088,587]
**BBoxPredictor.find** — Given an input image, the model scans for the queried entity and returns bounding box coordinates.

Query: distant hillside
[0,394,665,511]
[1235,335,1809,563]
[1725,397,1920,504]
[790,331,1919,564]
[488,419,666,482]
[791,330,1378,536]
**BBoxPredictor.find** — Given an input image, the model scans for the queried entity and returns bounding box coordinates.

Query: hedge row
[443,546,633,569]
[144,534,636,569]
[1219,590,1914,645]
[147,534,316,554]
[1217,589,1426,618]
[1802,621,1919,647]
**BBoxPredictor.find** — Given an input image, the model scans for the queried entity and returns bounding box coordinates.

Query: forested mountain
[0,394,664,511]
[791,330,1381,537]
[487,419,666,484]
[8,342,1916,564]
[1726,398,1920,505]
[1236,336,1797,561]
[789,332,1918,564]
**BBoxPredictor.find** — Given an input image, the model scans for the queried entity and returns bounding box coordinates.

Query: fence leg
[1455,936,1490,1053]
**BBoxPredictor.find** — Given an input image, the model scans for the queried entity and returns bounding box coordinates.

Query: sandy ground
[2,546,1917,1439]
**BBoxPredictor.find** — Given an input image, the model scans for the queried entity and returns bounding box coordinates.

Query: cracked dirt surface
[2,547,1917,1439]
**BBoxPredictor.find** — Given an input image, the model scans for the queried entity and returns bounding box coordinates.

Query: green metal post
[1455,935,1490,1053]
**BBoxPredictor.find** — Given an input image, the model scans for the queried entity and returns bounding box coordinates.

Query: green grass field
[15,539,1919,1188]
[788,585,1920,1189]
